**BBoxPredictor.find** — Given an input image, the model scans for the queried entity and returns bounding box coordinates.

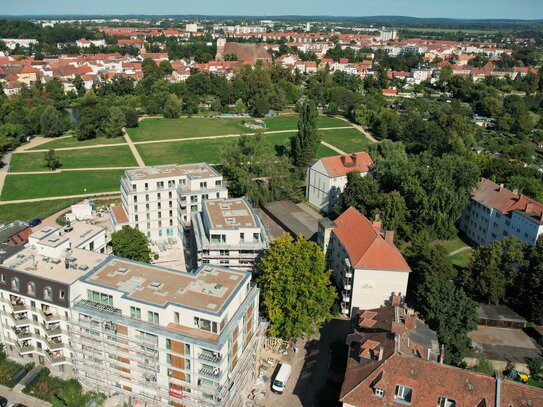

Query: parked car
[29,218,41,228]
[0,395,7,407]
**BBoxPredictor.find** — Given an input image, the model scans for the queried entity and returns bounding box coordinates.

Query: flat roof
[477,304,527,324]
[83,257,250,314]
[30,223,103,249]
[262,201,323,241]
[3,247,107,284]
[125,163,219,181]
[204,198,257,230]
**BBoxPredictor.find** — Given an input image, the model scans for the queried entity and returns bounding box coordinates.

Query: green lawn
[450,248,473,269]
[0,198,82,225]
[1,170,125,201]
[136,132,296,166]
[263,115,348,131]
[127,118,251,142]
[433,233,470,254]
[10,146,138,172]
[30,135,126,150]
[317,143,340,158]
[319,128,371,153]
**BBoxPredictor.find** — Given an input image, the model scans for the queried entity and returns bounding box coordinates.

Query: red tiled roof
[473,178,543,218]
[320,152,373,178]
[333,207,411,272]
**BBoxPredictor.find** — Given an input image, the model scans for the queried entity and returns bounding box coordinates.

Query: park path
[0,191,119,205]
[18,135,72,151]
[321,141,347,155]
[0,151,12,198]
[123,127,146,167]
[7,166,139,175]
[336,116,378,143]
[21,126,353,153]
[449,246,471,256]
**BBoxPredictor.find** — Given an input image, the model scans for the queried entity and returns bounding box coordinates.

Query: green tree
[291,99,319,170]
[163,94,181,119]
[472,355,495,376]
[234,98,247,114]
[514,239,543,324]
[40,105,65,137]
[251,96,270,117]
[77,107,98,140]
[72,76,86,97]
[183,94,199,117]
[44,149,61,170]
[103,106,125,138]
[463,238,527,305]
[159,59,173,75]
[111,227,151,263]
[257,234,336,340]
[122,106,139,128]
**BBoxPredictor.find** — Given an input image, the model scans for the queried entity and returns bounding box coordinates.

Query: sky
[1,0,543,20]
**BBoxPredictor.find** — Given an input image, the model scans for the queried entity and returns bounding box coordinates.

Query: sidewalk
[0,383,51,407]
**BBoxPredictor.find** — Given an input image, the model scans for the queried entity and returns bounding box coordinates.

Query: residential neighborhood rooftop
[204,198,258,230]
[319,152,373,178]
[124,163,219,181]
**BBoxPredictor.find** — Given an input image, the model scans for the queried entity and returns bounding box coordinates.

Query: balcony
[342,292,350,303]
[40,308,63,322]
[199,367,221,380]
[198,352,223,365]
[340,302,350,314]
[47,341,65,351]
[14,328,40,341]
[45,351,68,365]
[345,270,353,278]
[343,278,352,291]
[11,313,32,327]
[43,323,63,337]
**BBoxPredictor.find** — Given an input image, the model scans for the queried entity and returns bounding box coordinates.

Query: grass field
[317,144,339,158]
[127,115,351,142]
[10,146,138,172]
[263,115,348,131]
[319,128,371,153]
[136,132,296,166]
[127,118,250,142]
[0,169,125,201]
[0,198,83,225]
[450,249,473,269]
[30,135,126,150]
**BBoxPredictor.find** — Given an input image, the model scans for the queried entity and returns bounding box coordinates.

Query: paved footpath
[0,383,51,407]
[337,116,378,143]
[449,246,471,256]
[321,141,346,155]
[0,151,12,197]
[0,191,119,205]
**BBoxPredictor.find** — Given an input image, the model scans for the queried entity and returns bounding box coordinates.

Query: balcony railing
[198,352,223,365]
[198,367,221,380]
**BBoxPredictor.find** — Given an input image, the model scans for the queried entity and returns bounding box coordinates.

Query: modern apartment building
[320,207,411,316]
[0,222,265,407]
[306,152,373,213]
[0,223,108,378]
[112,164,228,240]
[70,259,263,407]
[459,178,543,247]
[191,198,269,270]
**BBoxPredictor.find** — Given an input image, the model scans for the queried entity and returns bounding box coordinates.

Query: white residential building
[76,38,106,48]
[0,223,108,378]
[1,38,39,49]
[191,198,269,271]
[306,152,373,213]
[459,178,543,247]
[319,208,411,316]
[111,164,228,240]
[0,222,265,407]
[379,28,398,42]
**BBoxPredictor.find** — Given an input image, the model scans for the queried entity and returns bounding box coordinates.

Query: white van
[272,363,292,394]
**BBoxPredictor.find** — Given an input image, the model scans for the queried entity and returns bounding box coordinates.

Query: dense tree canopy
[111,227,151,263]
[257,234,337,340]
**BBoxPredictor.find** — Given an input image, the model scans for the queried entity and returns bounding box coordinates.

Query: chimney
[391,295,401,306]
[378,346,384,361]
[499,183,504,191]
[384,230,395,245]
[513,189,519,196]
[438,344,445,364]
[405,315,417,330]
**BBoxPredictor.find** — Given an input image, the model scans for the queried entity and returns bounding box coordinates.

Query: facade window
[240,233,245,242]
[27,282,36,296]
[130,306,141,320]
[194,317,218,333]
[200,182,207,189]
[132,184,137,192]
[394,385,413,403]
[168,180,175,188]
[253,233,260,242]
[87,290,112,306]
[174,312,180,324]
[438,397,456,407]
[373,388,384,397]
[145,182,149,191]
[215,180,221,187]
[11,278,19,291]
[133,196,138,203]
[59,290,65,300]
[44,287,52,301]
[157,181,164,190]
[148,311,159,324]
[0,274,5,284]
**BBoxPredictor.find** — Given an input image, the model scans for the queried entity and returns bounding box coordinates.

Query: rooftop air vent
[117,267,128,273]
[149,281,161,289]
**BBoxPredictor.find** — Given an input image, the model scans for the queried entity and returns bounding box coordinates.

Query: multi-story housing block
[459,178,543,247]
[0,223,108,378]
[191,198,269,270]
[113,164,228,239]
[70,260,263,407]
[306,152,373,213]
[320,207,411,316]
[0,221,265,407]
